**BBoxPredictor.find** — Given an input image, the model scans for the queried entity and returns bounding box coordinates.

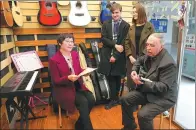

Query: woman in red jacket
[49,33,95,130]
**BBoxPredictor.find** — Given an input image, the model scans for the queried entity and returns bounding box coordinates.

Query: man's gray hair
[150,33,164,45]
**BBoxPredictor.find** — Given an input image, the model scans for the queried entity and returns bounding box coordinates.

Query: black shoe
[75,120,83,130]
[121,123,137,130]
[105,100,120,110]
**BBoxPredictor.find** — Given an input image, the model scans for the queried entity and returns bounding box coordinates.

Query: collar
[147,49,165,61]
[112,18,122,24]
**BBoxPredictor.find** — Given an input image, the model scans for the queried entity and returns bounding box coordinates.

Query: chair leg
[58,105,62,128]
[169,110,172,129]
[159,113,163,129]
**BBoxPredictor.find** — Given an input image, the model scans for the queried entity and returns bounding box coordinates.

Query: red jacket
[49,50,89,113]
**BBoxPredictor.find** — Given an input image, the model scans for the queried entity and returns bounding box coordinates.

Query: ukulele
[99,0,115,24]
[68,0,91,26]
[37,0,62,26]
[0,1,14,27]
[11,1,23,27]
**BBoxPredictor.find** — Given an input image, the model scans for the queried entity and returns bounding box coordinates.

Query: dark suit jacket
[98,20,130,76]
[125,22,154,89]
[132,49,178,106]
[49,50,89,113]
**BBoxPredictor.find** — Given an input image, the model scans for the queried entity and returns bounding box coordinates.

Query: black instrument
[79,43,102,102]
[0,71,38,97]
[90,41,111,100]
[0,71,46,129]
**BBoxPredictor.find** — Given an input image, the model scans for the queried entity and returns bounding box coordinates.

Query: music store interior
[0,1,195,130]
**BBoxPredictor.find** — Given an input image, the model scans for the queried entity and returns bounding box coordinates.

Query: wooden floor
[15,104,181,129]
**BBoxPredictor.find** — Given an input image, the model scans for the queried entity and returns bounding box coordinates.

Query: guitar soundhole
[76,1,82,8]
[45,2,52,9]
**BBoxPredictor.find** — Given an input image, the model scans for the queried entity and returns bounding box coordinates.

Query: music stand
[11,51,47,107]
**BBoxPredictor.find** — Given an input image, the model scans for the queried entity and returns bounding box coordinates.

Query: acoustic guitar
[57,1,69,6]
[78,48,96,101]
[99,0,115,24]
[11,1,23,27]
[68,0,91,26]
[0,1,14,27]
[37,0,62,26]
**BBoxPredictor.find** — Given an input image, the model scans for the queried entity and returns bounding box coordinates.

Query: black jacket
[98,20,130,76]
[132,49,178,104]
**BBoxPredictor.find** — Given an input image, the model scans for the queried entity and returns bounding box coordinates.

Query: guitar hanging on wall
[68,0,91,26]
[99,0,115,24]
[11,1,24,27]
[0,1,14,27]
[37,0,62,26]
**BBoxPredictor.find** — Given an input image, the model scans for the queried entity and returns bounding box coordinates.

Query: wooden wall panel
[11,1,134,93]
[15,1,133,29]
[0,28,16,86]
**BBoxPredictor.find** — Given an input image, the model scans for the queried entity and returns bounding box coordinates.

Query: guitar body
[90,41,111,100]
[11,1,23,27]
[0,1,14,27]
[79,43,102,103]
[38,1,62,26]
[57,1,69,6]
[68,1,91,26]
[99,0,112,24]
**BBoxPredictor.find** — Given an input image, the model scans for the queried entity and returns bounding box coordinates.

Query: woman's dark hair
[57,33,74,45]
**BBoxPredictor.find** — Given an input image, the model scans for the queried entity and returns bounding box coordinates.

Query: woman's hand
[129,55,136,64]
[115,44,124,53]
[68,75,79,82]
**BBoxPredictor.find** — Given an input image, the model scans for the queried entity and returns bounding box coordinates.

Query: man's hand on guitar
[131,71,143,85]
[109,56,116,63]
[115,44,124,53]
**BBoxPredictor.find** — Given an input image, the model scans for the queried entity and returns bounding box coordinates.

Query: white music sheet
[11,51,43,72]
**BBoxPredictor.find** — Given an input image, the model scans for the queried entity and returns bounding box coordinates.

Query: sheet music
[11,51,43,72]
[78,67,97,77]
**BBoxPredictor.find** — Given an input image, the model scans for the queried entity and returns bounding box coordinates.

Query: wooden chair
[58,105,69,128]
[159,108,172,129]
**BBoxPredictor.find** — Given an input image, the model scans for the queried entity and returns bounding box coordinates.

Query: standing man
[98,3,130,109]
[120,33,178,130]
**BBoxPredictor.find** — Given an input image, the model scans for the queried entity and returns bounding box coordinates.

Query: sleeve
[124,30,132,57]
[101,22,116,48]
[49,59,73,86]
[132,55,145,73]
[141,64,177,93]
[150,22,155,34]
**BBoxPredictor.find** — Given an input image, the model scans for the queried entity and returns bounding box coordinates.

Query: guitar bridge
[75,13,84,16]
[44,14,54,17]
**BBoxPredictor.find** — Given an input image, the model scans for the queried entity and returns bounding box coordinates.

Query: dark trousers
[120,91,174,130]
[75,91,95,130]
[106,75,121,100]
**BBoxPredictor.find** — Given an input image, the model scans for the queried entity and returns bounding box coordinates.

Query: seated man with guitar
[49,34,95,130]
[98,3,130,109]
